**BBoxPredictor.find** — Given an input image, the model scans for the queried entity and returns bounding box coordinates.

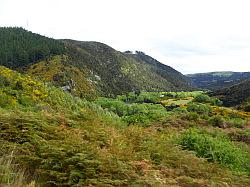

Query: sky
[0,0,250,74]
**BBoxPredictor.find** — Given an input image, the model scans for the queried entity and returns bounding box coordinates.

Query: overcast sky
[1,0,250,74]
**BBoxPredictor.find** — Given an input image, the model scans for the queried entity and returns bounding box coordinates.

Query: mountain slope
[62,40,193,95]
[0,27,192,98]
[187,71,250,90]
[127,51,192,90]
[212,79,250,110]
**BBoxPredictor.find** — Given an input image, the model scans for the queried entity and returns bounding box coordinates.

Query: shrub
[165,103,179,111]
[122,114,150,126]
[193,94,210,103]
[178,128,250,173]
[96,98,168,126]
[0,92,17,108]
[208,115,225,127]
[95,98,128,117]
[227,118,246,128]
[172,107,188,114]
[118,92,161,104]
[210,98,223,106]
[185,112,199,121]
[187,103,212,115]
[0,66,48,108]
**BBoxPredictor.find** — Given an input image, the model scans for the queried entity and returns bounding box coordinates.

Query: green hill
[212,79,250,111]
[0,27,192,98]
[187,71,250,90]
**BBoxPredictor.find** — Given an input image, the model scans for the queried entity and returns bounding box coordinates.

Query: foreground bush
[178,128,250,173]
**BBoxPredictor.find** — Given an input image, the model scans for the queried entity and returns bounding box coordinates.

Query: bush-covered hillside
[187,71,250,90]
[131,51,191,90]
[0,66,249,187]
[0,27,193,98]
[212,79,250,111]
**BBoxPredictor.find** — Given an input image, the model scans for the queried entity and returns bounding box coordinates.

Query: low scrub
[178,128,250,173]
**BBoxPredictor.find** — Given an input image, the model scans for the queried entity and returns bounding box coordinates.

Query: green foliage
[178,128,250,173]
[208,115,225,127]
[0,92,15,108]
[210,98,223,106]
[118,91,161,103]
[184,112,199,121]
[227,117,246,128]
[187,103,212,115]
[193,94,211,103]
[193,94,223,106]
[95,97,168,126]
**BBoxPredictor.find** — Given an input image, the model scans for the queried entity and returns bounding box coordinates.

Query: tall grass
[0,150,25,186]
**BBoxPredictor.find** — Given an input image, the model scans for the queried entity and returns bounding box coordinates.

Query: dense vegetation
[187,71,250,91]
[212,79,250,111]
[0,27,192,98]
[0,66,249,186]
[0,27,65,68]
[127,51,191,90]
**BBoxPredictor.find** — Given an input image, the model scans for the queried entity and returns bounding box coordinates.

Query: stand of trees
[0,27,65,68]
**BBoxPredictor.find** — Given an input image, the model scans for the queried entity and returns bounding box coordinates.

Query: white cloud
[0,0,250,73]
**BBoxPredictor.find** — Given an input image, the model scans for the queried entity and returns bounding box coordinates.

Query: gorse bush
[178,128,250,173]
[0,66,48,108]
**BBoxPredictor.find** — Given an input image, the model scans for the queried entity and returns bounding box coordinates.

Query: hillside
[1,66,250,186]
[212,79,250,111]
[0,27,192,98]
[187,71,250,90]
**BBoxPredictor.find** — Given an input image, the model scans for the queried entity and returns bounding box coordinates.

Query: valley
[0,28,249,187]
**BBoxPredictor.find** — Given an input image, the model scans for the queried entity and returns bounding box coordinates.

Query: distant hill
[211,79,250,111]
[0,27,192,98]
[187,71,250,91]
